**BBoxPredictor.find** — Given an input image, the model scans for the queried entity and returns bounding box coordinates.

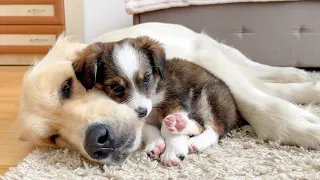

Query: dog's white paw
[285,123,320,150]
[307,125,320,150]
[144,137,166,160]
[254,109,320,150]
[163,113,202,136]
[160,120,190,167]
[160,145,188,167]
[188,128,219,153]
[163,113,187,133]
[160,150,184,167]
[188,136,211,153]
[263,125,320,150]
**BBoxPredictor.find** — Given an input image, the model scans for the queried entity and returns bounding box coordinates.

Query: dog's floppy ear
[72,42,105,90]
[134,36,166,78]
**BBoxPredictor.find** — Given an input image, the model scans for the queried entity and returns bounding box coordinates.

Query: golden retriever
[19,36,144,165]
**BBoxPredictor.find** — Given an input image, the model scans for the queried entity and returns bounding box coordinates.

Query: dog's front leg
[142,124,165,160]
[160,125,189,167]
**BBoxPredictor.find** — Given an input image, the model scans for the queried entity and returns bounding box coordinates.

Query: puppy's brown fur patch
[151,59,242,137]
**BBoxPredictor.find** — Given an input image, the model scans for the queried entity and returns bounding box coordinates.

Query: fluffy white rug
[2,125,320,180]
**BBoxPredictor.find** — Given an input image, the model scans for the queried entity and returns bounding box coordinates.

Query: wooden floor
[0,66,34,175]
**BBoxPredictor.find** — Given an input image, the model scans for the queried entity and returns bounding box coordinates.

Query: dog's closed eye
[49,134,59,144]
[61,78,73,100]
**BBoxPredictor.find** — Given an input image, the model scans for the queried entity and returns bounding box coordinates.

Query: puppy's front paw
[188,130,219,153]
[160,150,186,167]
[144,138,165,160]
[188,137,204,153]
[164,113,186,133]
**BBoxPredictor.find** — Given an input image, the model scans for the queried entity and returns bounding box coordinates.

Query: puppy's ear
[72,42,105,90]
[134,36,166,78]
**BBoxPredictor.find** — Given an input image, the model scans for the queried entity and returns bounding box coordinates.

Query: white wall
[82,0,133,43]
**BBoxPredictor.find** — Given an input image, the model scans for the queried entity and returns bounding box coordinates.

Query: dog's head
[72,36,166,118]
[19,36,145,165]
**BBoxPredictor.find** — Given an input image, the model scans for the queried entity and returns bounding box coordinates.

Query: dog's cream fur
[19,22,320,164]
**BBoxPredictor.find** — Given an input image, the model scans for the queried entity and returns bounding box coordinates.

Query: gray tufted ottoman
[133,1,320,68]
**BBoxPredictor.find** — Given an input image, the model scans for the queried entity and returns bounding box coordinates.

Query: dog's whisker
[107,85,121,97]
[150,66,160,69]
[108,91,113,97]
[122,98,132,105]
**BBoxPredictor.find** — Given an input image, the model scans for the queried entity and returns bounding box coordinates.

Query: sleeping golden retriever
[19,23,320,166]
[19,36,145,165]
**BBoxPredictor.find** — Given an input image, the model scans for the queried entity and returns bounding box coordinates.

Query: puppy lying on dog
[73,36,245,166]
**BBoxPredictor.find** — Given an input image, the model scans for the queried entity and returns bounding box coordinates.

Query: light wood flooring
[0,66,34,175]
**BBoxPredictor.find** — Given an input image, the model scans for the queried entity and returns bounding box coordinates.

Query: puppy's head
[73,36,165,117]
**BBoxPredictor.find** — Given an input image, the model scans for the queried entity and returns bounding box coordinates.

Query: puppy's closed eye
[109,84,125,96]
[143,74,151,88]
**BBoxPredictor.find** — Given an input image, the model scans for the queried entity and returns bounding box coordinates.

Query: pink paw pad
[157,144,166,152]
[164,113,187,132]
[171,160,178,166]
[148,144,166,159]
[161,160,179,167]
[189,145,198,153]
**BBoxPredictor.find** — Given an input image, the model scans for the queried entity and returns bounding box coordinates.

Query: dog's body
[19,22,320,166]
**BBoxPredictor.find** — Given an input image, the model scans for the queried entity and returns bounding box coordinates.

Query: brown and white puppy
[73,36,245,166]
[72,37,165,118]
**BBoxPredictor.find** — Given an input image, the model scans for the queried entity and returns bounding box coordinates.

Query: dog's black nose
[135,107,148,117]
[84,123,115,160]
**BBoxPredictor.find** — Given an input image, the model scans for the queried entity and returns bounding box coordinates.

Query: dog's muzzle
[84,122,137,165]
[84,123,115,160]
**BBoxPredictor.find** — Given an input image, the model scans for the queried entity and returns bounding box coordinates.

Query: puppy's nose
[84,123,115,160]
[135,107,148,117]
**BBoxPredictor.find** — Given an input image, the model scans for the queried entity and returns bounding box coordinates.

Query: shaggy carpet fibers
[2,125,320,180]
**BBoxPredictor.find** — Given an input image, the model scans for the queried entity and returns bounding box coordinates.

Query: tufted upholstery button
[290,24,304,40]
[234,26,252,39]
[241,26,250,33]
[299,25,306,33]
